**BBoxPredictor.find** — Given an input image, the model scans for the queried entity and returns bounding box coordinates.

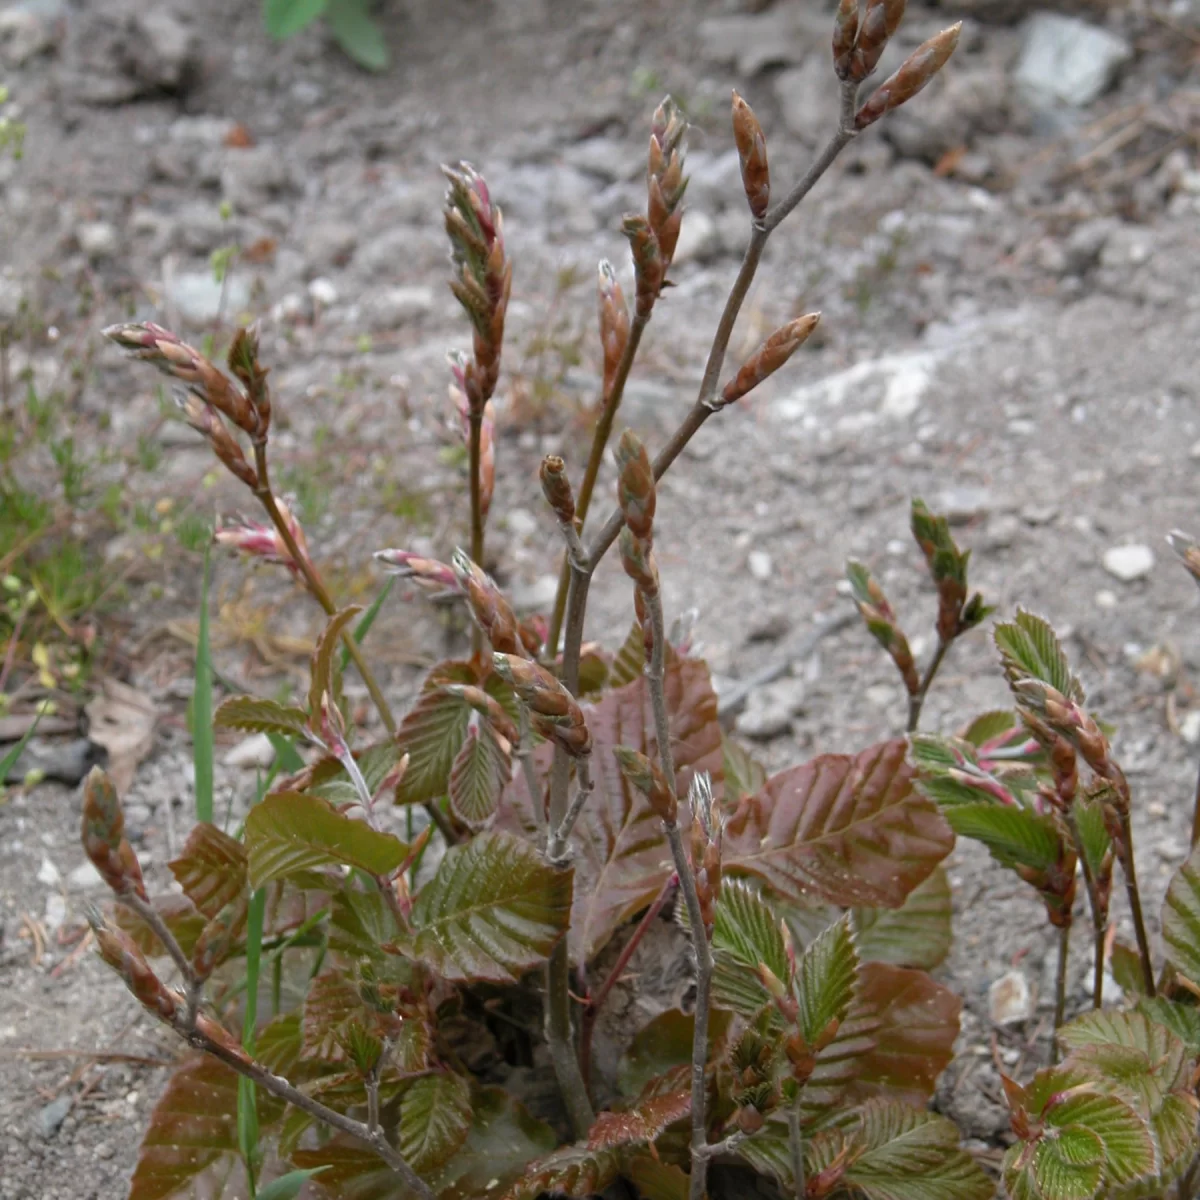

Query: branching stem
[906,636,949,733]
[1116,807,1156,997]
[1053,921,1071,1047]
[1064,809,1106,1009]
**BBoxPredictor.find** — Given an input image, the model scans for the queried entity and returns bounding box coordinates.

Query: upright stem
[1116,809,1156,997]
[787,1100,806,1200]
[251,443,457,845]
[1064,810,1105,1009]
[1053,921,1071,1047]
[906,637,949,733]
[468,410,484,657]
[547,317,648,657]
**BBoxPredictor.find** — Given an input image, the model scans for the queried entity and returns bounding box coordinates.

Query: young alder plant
[86,4,1164,1197]
[848,510,1200,1199]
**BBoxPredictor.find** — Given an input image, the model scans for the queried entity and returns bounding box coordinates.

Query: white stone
[671,211,719,266]
[167,270,251,326]
[223,733,275,769]
[364,285,435,331]
[308,277,338,306]
[1182,710,1200,746]
[1014,14,1132,110]
[505,509,538,539]
[43,892,66,933]
[67,861,104,889]
[1103,543,1155,583]
[775,350,938,427]
[747,550,773,582]
[512,575,559,612]
[988,970,1034,1025]
[36,855,60,886]
[76,222,118,260]
[865,683,898,709]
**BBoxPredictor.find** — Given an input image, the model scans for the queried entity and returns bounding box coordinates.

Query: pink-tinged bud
[540,455,576,526]
[492,653,591,757]
[613,745,677,824]
[832,0,860,79]
[622,214,665,319]
[855,23,961,130]
[172,392,259,490]
[443,684,520,747]
[720,313,821,406]
[451,548,523,656]
[731,92,770,220]
[373,550,460,594]
[89,910,181,1024]
[615,429,656,541]
[597,260,630,400]
[846,0,906,83]
[226,326,270,437]
[81,766,148,900]
[620,527,660,599]
[214,499,310,579]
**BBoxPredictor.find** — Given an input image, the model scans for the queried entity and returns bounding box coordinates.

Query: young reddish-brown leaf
[803,961,961,1109]
[244,791,409,887]
[449,719,511,827]
[399,830,572,982]
[586,1082,690,1151]
[168,823,247,919]
[853,866,953,971]
[213,695,311,740]
[295,1087,555,1200]
[397,1072,473,1172]
[501,1144,621,1200]
[498,658,723,961]
[724,739,953,909]
[128,1057,247,1200]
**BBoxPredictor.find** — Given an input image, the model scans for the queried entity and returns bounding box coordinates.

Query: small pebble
[1094,589,1118,609]
[67,861,104,889]
[1181,711,1200,746]
[747,550,773,582]
[36,856,61,886]
[222,733,275,769]
[1103,543,1155,582]
[307,277,338,306]
[988,970,1034,1025]
[35,1096,73,1140]
[865,683,897,709]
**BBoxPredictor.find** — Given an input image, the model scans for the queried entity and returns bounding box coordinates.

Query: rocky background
[3,0,1200,1195]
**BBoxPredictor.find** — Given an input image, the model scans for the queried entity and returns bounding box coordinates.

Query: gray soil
[3,0,1200,1195]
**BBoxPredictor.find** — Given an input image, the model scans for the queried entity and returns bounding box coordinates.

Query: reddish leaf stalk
[1053,922,1070,1048]
[579,873,677,1092]
[1063,808,1105,1010]
[468,408,485,655]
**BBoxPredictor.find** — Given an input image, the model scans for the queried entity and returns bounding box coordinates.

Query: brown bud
[192,899,248,982]
[540,455,576,526]
[81,766,148,900]
[622,214,665,319]
[90,912,180,1024]
[619,527,660,598]
[452,549,522,656]
[1168,530,1200,588]
[226,325,270,437]
[846,0,906,83]
[597,260,630,399]
[492,653,591,757]
[832,0,860,79]
[855,23,961,129]
[731,92,770,220]
[615,429,656,540]
[634,589,653,660]
[613,745,677,824]
[720,313,821,407]
[443,684,520,747]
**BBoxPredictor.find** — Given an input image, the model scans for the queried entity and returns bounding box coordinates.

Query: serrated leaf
[297,1087,555,1200]
[724,740,953,909]
[329,883,398,962]
[214,695,310,739]
[1059,1010,1189,1099]
[308,606,362,723]
[128,1058,250,1200]
[722,736,767,805]
[1163,841,1200,987]
[962,709,1020,747]
[1112,942,1149,998]
[310,739,407,807]
[244,791,408,887]
[608,621,646,689]
[1137,997,1200,1054]
[400,830,570,982]
[804,962,961,1110]
[1074,789,1113,882]
[397,1073,472,1172]
[625,1154,688,1200]
[586,1083,690,1151]
[501,1144,620,1200]
[994,609,1083,702]
[796,913,858,1046]
[256,1012,303,1077]
[842,1099,994,1200]
[448,719,510,827]
[326,0,390,71]
[940,801,1063,875]
[264,0,327,40]
[168,823,247,918]
[853,866,952,970]
[114,893,206,958]
[497,657,723,962]
[711,879,789,1017]
[616,1008,732,1098]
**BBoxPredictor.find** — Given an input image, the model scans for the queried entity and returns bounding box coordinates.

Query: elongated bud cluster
[1168,530,1200,588]
[688,773,722,934]
[451,549,522,656]
[1012,680,1117,787]
[731,92,769,220]
[81,766,148,900]
[719,313,821,408]
[443,162,511,411]
[613,745,677,824]
[910,499,990,642]
[836,0,906,83]
[226,325,272,437]
[492,653,591,757]
[622,214,665,321]
[615,430,655,541]
[104,322,261,437]
[845,559,919,695]
[540,455,576,526]
[215,499,311,579]
[783,1016,842,1086]
[443,684,519,748]
[597,261,630,400]
[855,24,961,130]
[89,910,180,1024]
[730,1018,779,1133]
[192,899,248,982]
[449,353,496,520]
[172,391,259,489]
[373,549,460,595]
[620,526,660,599]
[647,97,687,267]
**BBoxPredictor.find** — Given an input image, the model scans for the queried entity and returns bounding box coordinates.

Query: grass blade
[338,576,395,673]
[193,546,214,824]
[0,708,43,796]
[238,769,269,1196]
